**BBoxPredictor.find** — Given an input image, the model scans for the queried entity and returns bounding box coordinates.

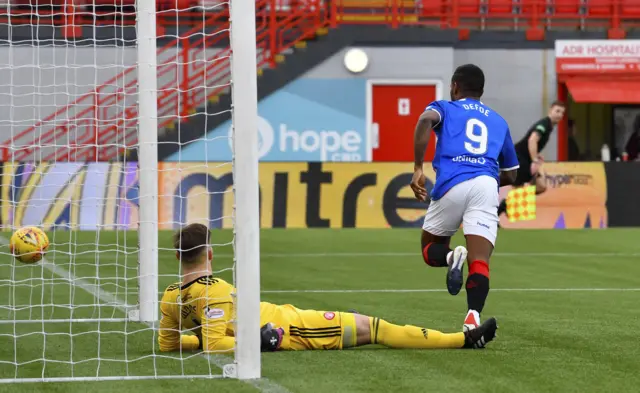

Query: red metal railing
[329,0,640,30]
[1,0,328,161]
[0,0,304,31]
[4,0,639,31]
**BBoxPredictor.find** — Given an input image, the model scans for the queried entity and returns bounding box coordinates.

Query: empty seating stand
[0,0,637,39]
[331,0,639,38]
[622,0,640,18]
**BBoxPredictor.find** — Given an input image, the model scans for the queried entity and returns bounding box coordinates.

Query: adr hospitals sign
[555,40,640,74]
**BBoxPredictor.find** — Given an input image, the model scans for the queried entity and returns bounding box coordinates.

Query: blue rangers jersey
[425,98,519,201]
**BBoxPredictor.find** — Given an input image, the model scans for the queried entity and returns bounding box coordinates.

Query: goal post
[136,0,160,324]
[229,0,262,380]
[0,0,261,382]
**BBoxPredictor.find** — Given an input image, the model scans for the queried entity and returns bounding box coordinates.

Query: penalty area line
[0,236,292,393]
[262,288,640,294]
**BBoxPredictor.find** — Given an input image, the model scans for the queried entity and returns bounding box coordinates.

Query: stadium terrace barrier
[2,161,639,230]
[330,0,640,33]
[1,0,639,32]
[0,0,301,30]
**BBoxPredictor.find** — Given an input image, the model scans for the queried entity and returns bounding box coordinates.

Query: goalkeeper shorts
[282,310,357,351]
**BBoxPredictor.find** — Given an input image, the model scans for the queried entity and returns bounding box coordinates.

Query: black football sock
[497,199,507,217]
[422,243,451,267]
[465,260,490,312]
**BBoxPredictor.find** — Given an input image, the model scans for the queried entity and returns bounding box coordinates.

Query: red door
[370,83,439,162]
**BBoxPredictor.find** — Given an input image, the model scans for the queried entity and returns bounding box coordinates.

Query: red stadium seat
[11,0,67,6]
[486,0,516,15]
[586,0,611,16]
[92,0,135,6]
[456,0,481,15]
[420,0,444,17]
[621,0,640,17]
[551,0,582,15]
[156,0,198,11]
[521,0,544,15]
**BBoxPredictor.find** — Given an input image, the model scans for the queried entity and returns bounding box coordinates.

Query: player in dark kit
[497,101,565,219]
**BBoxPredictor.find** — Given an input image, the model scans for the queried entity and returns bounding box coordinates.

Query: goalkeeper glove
[260,323,284,352]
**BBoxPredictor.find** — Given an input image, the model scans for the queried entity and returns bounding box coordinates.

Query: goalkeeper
[158,224,498,353]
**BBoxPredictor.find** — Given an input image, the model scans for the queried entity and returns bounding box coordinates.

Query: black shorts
[513,155,535,186]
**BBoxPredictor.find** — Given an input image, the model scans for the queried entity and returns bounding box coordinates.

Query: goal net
[0,0,260,383]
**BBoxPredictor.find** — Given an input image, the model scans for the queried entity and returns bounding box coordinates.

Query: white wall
[0,45,560,160]
[302,47,454,81]
[304,47,559,160]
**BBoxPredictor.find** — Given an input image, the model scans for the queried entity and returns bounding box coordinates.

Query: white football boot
[446,246,468,295]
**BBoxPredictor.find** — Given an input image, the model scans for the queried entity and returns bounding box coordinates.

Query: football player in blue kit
[410,64,519,331]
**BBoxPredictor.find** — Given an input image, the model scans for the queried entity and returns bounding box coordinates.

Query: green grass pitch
[1,228,639,392]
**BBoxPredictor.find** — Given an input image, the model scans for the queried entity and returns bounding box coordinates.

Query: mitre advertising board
[555,40,640,74]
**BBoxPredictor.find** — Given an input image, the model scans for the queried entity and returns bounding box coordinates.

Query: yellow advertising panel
[499,162,607,229]
[159,162,607,229]
[158,162,437,229]
[0,162,606,230]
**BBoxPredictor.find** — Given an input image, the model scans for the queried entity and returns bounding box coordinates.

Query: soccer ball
[9,226,50,264]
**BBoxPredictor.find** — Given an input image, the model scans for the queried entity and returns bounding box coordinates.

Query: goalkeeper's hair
[173,223,211,264]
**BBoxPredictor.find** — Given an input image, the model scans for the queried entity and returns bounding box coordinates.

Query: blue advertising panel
[166,78,368,162]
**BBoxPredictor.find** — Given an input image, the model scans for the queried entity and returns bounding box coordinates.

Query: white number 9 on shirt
[464,118,488,155]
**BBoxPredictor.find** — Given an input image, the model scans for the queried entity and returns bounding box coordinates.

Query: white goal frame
[135,0,262,381]
[0,0,261,383]
[137,0,160,325]
[226,0,262,380]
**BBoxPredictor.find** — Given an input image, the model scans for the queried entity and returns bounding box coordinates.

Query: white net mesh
[0,0,257,382]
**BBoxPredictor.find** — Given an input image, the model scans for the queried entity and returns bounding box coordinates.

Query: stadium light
[344,48,369,73]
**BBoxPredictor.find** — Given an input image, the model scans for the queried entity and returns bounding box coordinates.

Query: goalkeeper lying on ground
[158,223,498,352]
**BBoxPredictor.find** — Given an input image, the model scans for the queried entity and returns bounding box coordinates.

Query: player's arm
[197,284,284,353]
[500,169,517,187]
[499,128,520,186]
[411,105,442,201]
[158,295,200,352]
[527,123,546,162]
[199,294,235,353]
[413,109,441,170]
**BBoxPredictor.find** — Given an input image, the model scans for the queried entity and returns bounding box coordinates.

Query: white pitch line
[0,236,291,393]
[263,288,640,294]
[215,251,640,258]
[0,237,131,313]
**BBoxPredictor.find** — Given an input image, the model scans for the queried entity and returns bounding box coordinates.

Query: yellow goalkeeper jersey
[158,275,300,353]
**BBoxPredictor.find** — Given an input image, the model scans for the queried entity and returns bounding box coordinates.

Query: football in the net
[9,226,50,264]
